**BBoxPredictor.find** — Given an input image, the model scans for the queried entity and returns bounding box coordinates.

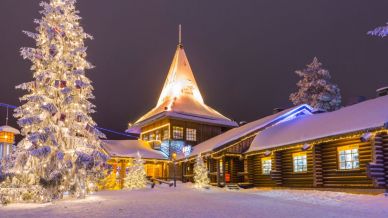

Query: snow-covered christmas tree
[289,57,341,111]
[123,152,147,190]
[0,0,106,204]
[193,154,209,189]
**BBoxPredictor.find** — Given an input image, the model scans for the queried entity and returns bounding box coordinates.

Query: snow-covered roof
[127,45,237,133]
[247,95,388,153]
[180,104,313,159]
[0,125,20,134]
[102,140,167,160]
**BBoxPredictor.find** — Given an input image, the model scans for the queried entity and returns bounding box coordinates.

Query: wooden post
[119,161,127,189]
[181,162,185,183]
[243,158,248,183]
[216,158,220,186]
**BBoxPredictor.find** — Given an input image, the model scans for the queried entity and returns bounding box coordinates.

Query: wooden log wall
[321,138,373,188]
[367,134,386,187]
[244,132,388,189]
[312,145,323,187]
[271,152,283,186]
[281,148,314,187]
[247,154,277,187]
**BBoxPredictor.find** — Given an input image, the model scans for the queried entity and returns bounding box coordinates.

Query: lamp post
[172,152,177,187]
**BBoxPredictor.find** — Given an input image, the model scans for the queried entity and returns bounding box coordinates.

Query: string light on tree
[0,0,107,204]
[289,57,341,112]
[193,154,210,189]
[123,152,147,190]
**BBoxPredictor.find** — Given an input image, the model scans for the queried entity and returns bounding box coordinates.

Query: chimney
[273,108,284,114]
[376,87,388,97]
[239,121,247,126]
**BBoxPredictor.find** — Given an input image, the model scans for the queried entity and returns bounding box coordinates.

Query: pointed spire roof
[127,30,237,133]
[157,44,204,107]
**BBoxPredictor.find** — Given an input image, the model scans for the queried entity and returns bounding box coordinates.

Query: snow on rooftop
[248,95,388,153]
[127,45,236,133]
[102,140,167,160]
[0,125,20,134]
[181,104,313,159]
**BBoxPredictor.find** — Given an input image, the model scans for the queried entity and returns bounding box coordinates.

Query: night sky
[0,0,387,139]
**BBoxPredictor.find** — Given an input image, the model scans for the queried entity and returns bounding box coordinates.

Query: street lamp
[172,152,177,187]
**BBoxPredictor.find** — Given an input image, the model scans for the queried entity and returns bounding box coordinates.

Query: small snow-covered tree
[193,154,209,189]
[0,0,107,204]
[290,57,341,111]
[123,152,147,190]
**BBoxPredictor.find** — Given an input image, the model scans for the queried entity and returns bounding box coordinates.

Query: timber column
[119,161,128,189]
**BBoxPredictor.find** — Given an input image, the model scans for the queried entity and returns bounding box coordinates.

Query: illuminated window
[162,129,169,140]
[186,128,197,141]
[155,130,161,141]
[142,134,148,141]
[173,126,183,139]
[338,145,359,170]
[262,157,272,175]
[293,152,307,173]
[149,133,155,141]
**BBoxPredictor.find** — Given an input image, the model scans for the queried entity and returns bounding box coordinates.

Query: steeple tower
[127,28,237,136]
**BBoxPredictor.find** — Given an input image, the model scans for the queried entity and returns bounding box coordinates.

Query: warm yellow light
[156,46,204,107]
[140,123,170,139]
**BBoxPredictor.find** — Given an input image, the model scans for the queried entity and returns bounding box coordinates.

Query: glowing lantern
[0,125,20,160]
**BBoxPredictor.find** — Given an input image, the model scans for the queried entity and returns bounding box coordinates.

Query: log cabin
[101,33,237,188]
[176,105,314,186]
[245,93,388,190]
[178,91,388,191]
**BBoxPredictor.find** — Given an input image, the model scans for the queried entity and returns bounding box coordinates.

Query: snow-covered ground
[1,183,387,218]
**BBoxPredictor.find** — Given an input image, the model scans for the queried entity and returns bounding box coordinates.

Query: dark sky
[0,0,387,139]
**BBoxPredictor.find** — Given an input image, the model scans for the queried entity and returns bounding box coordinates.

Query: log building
[101,29,388,191]
[177,92,388,190]
[101,31,237,188]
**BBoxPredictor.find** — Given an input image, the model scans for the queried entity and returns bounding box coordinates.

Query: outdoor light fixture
[360,132,373,142]
[302,143,311,151]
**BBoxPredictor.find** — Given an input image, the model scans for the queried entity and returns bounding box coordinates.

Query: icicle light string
[0,102,133,138]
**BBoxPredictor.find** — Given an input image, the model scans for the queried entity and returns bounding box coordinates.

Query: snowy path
[1,184,388,218]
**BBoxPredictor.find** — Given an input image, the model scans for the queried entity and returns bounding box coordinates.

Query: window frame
[293,152,307,173]
[337,145,360,170]
[149,132,156,141]
[162,129,169,141]
[261,157,272,175]
[172,126,184,140]
[186,128,197,142]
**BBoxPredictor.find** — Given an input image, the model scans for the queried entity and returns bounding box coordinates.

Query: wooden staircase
[226,184,240,190]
